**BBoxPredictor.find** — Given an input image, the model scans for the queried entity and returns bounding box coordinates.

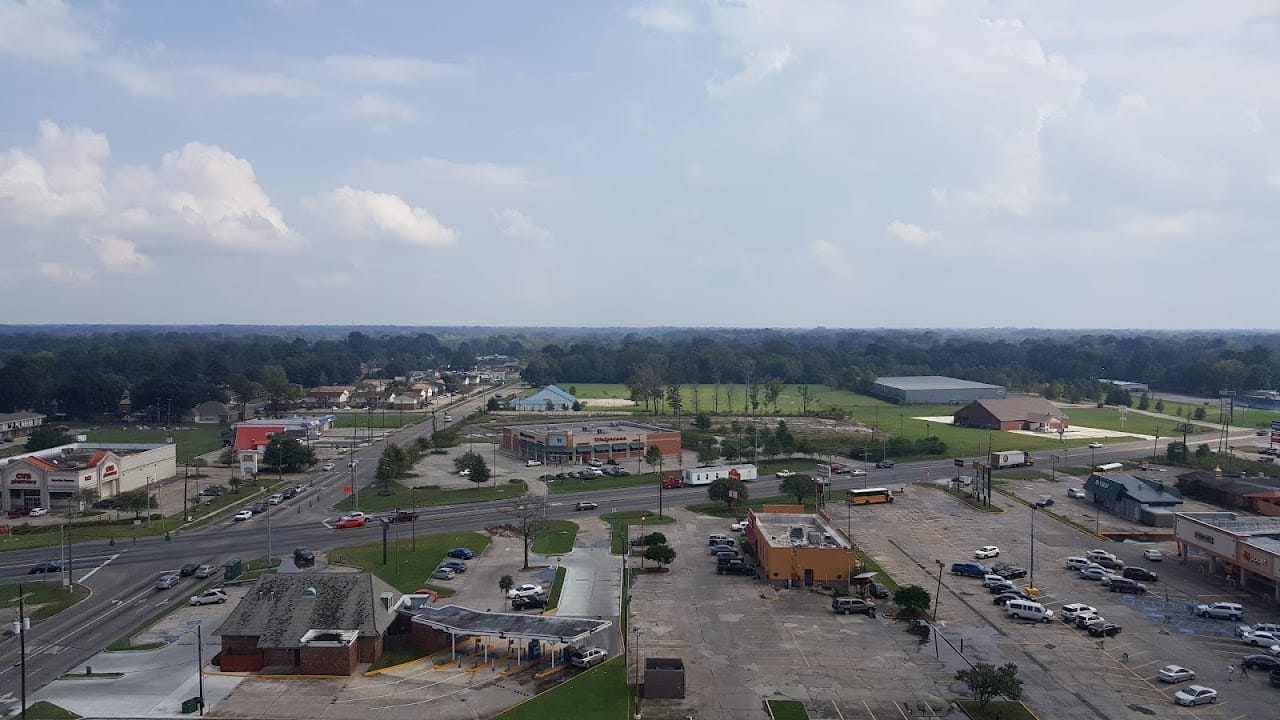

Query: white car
[1066,487,1086,499]
[507,583,544,599]
[1079,566,1111,581]
[457,468,471,476]
[28,507,48,517]
[341,511,367,522]
[1243,630,1280,647]
[189,589,228,606]
[730,521,750,532]
[1088,442,1104,449]
[974,546,1001,559]
[848,469,868,477]
[1173,685,1217,706]
[233,510,253,521]
[267,493,284,505]
[1158,664,1195,683]
[321,462,335,471]
[1144,548,1164,561]
[525,459,542,467]
[775,470,795,479]
[1060,603,1097,622]
[1086,549,1117,563]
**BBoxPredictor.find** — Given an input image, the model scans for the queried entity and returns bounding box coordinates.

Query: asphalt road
[0,403,1257,706]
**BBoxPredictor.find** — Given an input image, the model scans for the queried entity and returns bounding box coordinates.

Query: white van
[1006,600,1054,623]
[1064,557,1091,571]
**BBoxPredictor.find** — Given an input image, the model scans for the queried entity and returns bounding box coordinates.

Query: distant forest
[0,327,1277,419]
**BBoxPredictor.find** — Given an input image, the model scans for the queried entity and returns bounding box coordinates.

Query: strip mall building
[1175,511,1280,603]
[0,443,177,512]
[500,420,680,466]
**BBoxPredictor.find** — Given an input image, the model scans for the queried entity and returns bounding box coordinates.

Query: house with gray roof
[511,384,577,411]
[1083,473,1184,527]
[213,572,399,675]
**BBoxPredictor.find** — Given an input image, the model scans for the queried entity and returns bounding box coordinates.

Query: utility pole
[196,623,205,716]
[18,583,28,720]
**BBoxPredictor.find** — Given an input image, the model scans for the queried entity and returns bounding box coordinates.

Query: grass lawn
[334,479,529,513]
[603,511,675,554]
[23,702,81,719]
[329,531,490,594]
[765,699,811,720]
[1,582,89,621]
[84,425,226,460]
[855,549,900,593]
[957,700,1038,720]
[546,566,568,609]
[532,520,578,554]
[995,469,1049,480]
[546,472,659,495]
[494,655,628,720]
[1152,399,1280,430]
[687,493,818,518]
[1061,407,1214,437]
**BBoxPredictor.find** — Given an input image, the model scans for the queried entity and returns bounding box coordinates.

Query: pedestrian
[1240,660,1248,678]
[1227,664,1235,681]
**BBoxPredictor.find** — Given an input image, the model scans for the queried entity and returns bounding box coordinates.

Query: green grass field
[324,411,430,430]
[1153,399,1280,430]
[532,520,578,554]
[333,479,528,513]
[329,531,490,594]
[494,655,628,720]
[0,582,89,621]
[1061,407,1214,437]
[603,511,675,554]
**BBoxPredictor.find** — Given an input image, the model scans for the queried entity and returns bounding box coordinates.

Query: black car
[1108,578,1148,595]
[1122,566,1158,582]
[717,560,755,576]
[993,591,1030,606]
[251,501,269,513]
[29,561,64,574]
[867,580,890,598]
[281,486,298,500]
[1243,654,1280,671]
[606,459,619,465]
[876,460,895,469]
[1087,623,1122,637]
[293,547,315,564]
[996,566,1028,580]
[512,594,548,610]
[988,581,1017,595]
[91,499,120,509]
[179,562,201,577]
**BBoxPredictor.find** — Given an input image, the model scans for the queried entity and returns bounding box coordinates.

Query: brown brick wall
[300,644,357,675]
[356,635,383,664]
[218,636,264,672]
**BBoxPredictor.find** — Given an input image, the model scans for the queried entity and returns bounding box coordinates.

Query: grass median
[334,480,528,513]
[329,531,490,594]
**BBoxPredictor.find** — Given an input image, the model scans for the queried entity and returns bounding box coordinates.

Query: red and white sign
[103,465,118,478]
[728,469,741,482]
[11,472,37,485]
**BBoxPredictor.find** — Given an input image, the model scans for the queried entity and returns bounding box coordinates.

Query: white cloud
[85,235,155,273]
[491,208,552,247]
[38,261,94,284]
[807,239,853,278]
[0,122,301,273]
[887,221,939,245]
[345,94,419,125]
[324,54,459,85]
[0,0,99,64]
[627,4,696,33]
[706,45,792,99]
[302,187,458,248]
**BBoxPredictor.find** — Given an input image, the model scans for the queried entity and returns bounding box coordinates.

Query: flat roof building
[869,376,1006,405]
[746,505,858,588]
[500,419,679,466]
[1175,512,1280,603]
[0,442,176,510]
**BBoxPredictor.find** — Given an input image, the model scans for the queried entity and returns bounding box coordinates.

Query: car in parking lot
[1172,685,1217,706]
[1196,602,1244,620]
[1108,578,1147,594]
[1034,496,1054,508]
[1074,613,1106,629]
[1087,623,1122,637]
[1066,487,1086,499]
[189,589,228,605]
[1079,566,1111,581]
[1243,654,1280,671]
[974,545,1000,559]
[987,581,1017,595]
[155,574,180,590]
[867,580,890,598]
[994,566,1027,580]
[950,562,989,577]
[512,594,548,610]
[831,597,877,616]
[1144,548,1164,561]
[29,560,65,574]
[1060,604,1097,622]
[293,547,315,564]
[982,574,1007,589]
[730,520,750,532]
[717,560,755,576]
[1158,665,1196,683]
[1122,566,1158,582]
[574,501,598,511]
[507,583,545,599]
[568,647,608,668]
[1243,630,1280,647]
[1086,549,1118,563]
[194,564,216,578]
[430,567,456,580]
[993,591,1031,606]
[440,559,467,573]
[448,547,475,560]
[233,509,253,521]
[526,459,542,467]
[29,507,48,517]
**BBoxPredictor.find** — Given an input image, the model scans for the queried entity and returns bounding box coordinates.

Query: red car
[661,477,684,489]
[335,516,366,529]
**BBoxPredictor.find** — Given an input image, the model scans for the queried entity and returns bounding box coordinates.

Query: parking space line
[862,700,877,719]
[831,700,845,720]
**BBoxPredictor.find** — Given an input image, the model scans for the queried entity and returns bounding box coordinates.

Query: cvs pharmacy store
[1175,511,1280,604]
[0,443,176,512]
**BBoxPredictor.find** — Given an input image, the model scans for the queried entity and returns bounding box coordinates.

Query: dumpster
[180,696,202,714]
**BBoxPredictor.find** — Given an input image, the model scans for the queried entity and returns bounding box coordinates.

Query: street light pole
[196,623,206,716]
[1029,505,1037,592]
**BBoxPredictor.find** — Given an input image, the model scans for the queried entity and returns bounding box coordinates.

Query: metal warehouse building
[869,376,1007,405]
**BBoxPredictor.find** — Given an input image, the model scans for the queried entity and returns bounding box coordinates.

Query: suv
[1108,578,1147,594]
[569,647,608,669]
[717,559,755,575]
[293,547,315,564]
[574,501,599,511]
[1122,566,1158,582]
[875,460,895,469]
[832,597,877,616]
[1196,602,1244,620]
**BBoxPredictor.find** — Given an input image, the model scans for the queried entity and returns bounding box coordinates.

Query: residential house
[306,386,353,409]
[0,412,45,442]
[184,401,233,425]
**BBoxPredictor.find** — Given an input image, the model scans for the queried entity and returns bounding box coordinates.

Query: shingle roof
[964,398,1065,422]
[213,573,397,649]
[1086,473,1184,505]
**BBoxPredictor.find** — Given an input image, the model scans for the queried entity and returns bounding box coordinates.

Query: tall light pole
[1029,504,1037,593]
[933,560,943,657]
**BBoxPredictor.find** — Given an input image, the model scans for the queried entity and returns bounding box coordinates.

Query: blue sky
[1,1,1277,328]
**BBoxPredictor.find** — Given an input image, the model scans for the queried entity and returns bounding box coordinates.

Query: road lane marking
[75,552,120,583]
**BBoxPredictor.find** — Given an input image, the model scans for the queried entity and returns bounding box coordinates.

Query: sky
[1,1,1277,329]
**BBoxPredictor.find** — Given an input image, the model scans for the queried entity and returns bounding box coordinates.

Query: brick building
[952,398,1069,432]
[500,419,680,467]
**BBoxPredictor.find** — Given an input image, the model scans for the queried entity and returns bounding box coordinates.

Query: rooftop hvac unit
[807,531,823,545]
[823,534,835,544]
[789,527,805,540]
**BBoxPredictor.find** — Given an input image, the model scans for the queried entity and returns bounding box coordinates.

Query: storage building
[869,376,1006,405]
